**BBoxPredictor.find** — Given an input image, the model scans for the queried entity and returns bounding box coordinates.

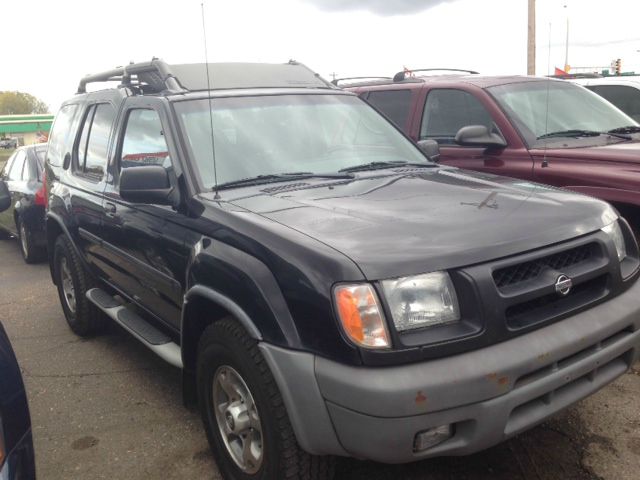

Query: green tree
[0,91,49,115]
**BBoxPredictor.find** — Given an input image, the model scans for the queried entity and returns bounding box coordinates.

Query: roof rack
[331,76,392,87]
[393,68,479,82]
[77,59,335,95]
[77,59,184,94]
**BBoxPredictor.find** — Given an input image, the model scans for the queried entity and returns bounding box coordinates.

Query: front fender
[180,237,302,372]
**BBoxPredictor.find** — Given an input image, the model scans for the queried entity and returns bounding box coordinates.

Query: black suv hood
[218,168,615,279]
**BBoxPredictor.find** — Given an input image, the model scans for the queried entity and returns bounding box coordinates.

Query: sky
[2,0,640,112]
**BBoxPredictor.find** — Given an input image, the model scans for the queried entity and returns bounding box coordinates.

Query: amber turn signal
[334,284,390,349]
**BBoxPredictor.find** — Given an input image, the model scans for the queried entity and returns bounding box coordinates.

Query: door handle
[105,202,117,217]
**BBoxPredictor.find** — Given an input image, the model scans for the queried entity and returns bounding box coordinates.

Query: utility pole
[527,0,536,75]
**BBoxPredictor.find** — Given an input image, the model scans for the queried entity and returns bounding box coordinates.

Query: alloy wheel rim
[212,365,264,473]
[60,257,76,313]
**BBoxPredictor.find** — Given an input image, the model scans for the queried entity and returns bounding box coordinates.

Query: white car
[570,76,640,122]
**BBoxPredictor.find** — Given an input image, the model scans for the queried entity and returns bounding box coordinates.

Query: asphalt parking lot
[0,238,639,480]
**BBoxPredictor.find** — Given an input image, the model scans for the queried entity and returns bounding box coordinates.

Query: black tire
[17,219,46,264]
[197,318,335,480]
[0,228,11,240]
[53,235,105,336]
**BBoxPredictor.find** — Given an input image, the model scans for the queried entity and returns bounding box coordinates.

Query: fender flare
[182,285,263,341]
[45,212,87,283]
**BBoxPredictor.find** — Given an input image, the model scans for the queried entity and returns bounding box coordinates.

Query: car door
[100,98,186,328]
[417,87,536,180]
[0,150,27,235]
[68,102,117,275]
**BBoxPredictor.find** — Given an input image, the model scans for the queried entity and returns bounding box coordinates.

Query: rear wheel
[197,318,335,480]
[53,235,105,336]
[18,219,46,264]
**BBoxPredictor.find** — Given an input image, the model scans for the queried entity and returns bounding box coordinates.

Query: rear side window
[421,89,494,144]
[366,90,412,129]
[47,104,78,167]
[1,151,16,178]
[76,103,116,179]
[8,150,27,181]
[587,85,640,122]
[120,109,171,170]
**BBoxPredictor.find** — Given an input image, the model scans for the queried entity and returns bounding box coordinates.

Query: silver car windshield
[174,94,429,190]
[489,80,638,147]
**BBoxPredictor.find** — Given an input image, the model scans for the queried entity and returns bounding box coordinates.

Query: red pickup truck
[346,71,640,235]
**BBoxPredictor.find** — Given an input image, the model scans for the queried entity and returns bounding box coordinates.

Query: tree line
[0,91,49,115]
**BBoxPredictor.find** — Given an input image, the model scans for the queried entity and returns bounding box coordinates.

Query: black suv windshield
[174,94,429,189]
[489,80,639,147]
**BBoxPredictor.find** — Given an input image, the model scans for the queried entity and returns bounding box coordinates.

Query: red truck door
[415,86,535,180]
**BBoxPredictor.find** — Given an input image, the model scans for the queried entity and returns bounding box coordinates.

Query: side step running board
[86,288,183,369]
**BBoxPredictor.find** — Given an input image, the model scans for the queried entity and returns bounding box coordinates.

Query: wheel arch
[45,212,84,284]
[181,285,263,376]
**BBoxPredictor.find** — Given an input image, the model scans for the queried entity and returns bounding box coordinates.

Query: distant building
[0,114,54,146]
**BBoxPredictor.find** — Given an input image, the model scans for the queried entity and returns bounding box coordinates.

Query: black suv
[44,60,640,480]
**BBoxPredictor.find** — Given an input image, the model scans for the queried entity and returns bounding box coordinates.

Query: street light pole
[527,0,536,75]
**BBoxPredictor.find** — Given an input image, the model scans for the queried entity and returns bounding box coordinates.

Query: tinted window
[421,89,494,144]
[76,105,95,172]
[8,150,27,181]
[366,90,412,128]
[588,85,640,122]
[48,104,78,167]
[84,104,115,177]
[121,110,171,170]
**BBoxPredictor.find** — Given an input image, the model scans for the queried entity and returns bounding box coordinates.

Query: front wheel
[197,318,335,480]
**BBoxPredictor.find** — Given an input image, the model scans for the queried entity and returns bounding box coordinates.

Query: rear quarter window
[366,90,413,129]
[47,104,79,167]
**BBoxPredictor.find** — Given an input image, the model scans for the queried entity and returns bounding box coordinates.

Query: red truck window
[421,89,494,144]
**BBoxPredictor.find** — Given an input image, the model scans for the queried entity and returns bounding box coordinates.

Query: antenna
[201,1,220,199]
[542,21,552,170]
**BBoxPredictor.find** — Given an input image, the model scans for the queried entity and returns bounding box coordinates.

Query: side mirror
[120,166,174,205]
[417,139,441,163]
[0,180,10,212]
[455,125,507,149]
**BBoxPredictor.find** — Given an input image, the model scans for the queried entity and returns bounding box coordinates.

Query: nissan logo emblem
[555,274,573,296]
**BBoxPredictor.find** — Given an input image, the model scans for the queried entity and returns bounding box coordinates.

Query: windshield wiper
[338,161,437,173]
[608,125,640,134]
[537,129,631,140]
[215,172,354,190]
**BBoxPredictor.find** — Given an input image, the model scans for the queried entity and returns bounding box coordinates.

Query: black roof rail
[331,76,392,86]
[77,58,184,94]
[77,59,335,95]
[393,68,480,82]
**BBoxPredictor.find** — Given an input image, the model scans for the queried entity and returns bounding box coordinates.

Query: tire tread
[198,318,335,480]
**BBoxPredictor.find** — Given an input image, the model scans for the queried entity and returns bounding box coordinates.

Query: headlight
[382,272,460,332]
[602,220,627,261]
[334,284,391,349]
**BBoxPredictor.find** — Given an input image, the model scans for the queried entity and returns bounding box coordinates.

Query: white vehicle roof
[569,76,640,88]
